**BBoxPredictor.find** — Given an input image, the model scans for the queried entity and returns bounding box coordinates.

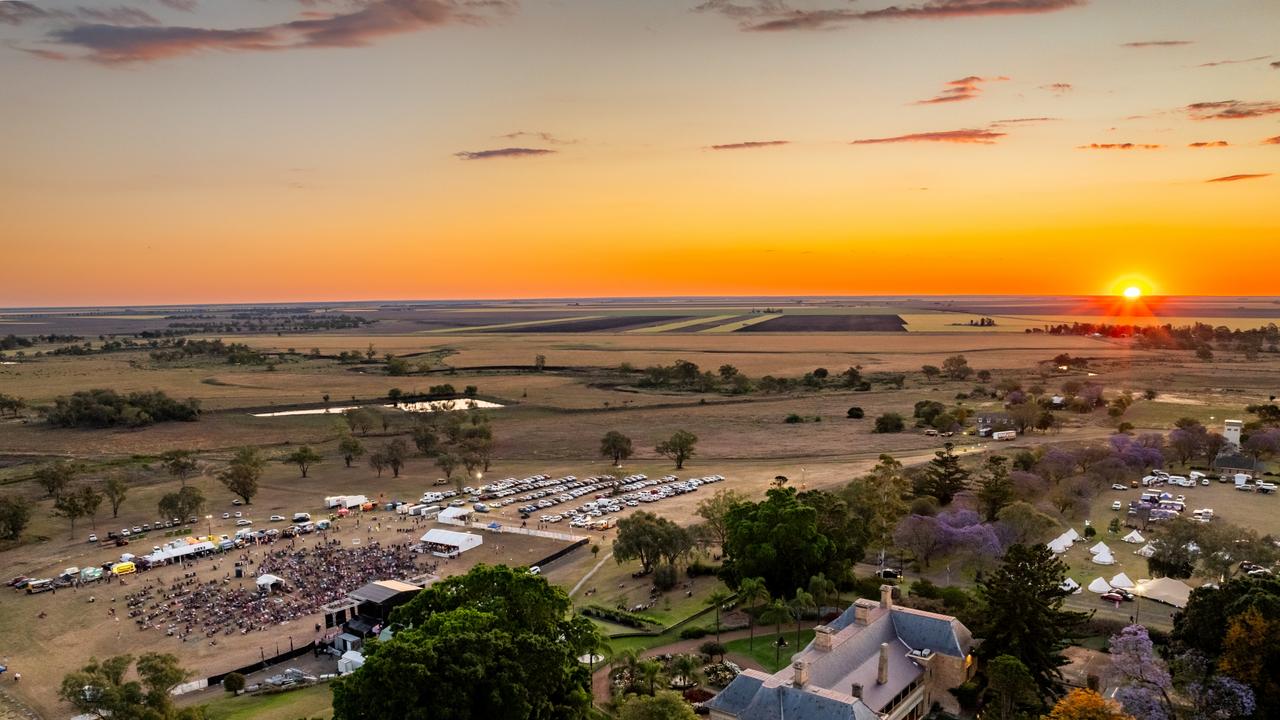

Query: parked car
[235,519,252,526]
[1100,591,1127,602]
[232,499,243,506]
[233,511,242,518]
[270,515,285,522]
[222,513,231,519]
[87,533,98,543]
[1111,484,1128,491]
[1111,501,1123,511]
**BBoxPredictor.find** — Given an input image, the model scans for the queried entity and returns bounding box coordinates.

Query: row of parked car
[537,474,728,526]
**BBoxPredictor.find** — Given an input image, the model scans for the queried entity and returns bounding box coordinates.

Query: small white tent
[1109,572,1135,589]
[1092,550,1116,565]
[1048,537,1072,554]
[1089,541,1111,555]
[1087,577,1112,593]
[1061,577,1081,594]
[1122,530,1145,544]
[1135,543,1156,558]
[338,650,365,675]
[1064,528,1080,542]
[255,573,286,592]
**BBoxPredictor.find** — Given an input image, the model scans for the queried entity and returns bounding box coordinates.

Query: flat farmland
[735,314,907,332]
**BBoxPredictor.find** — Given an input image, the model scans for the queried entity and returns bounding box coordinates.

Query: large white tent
[1092,550,1116,565]
[1088,577,1112,593]
[1122,530,1145,544]
[256,573,286,592]
[1089,541,1111,555]
[1135,543,1156,558]
[1132,577,1194,608]
[1061,577,1081,594]
[1109,572,1135,589]
[420,528,482,557]
[1063,528,1080,542]
[1048,536,1072,554]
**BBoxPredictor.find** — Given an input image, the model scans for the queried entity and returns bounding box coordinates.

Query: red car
[1100,591,1130,602]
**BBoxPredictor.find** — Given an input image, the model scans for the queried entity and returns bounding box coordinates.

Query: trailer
[991,430,1017,441]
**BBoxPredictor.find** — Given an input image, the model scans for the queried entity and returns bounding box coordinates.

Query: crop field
[735,314,907,332]
[481,315,683,333]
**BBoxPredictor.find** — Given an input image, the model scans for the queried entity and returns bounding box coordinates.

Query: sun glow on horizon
[1123,286,1142,299]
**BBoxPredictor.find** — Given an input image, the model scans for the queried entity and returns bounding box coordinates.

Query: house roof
[708,599,971,720]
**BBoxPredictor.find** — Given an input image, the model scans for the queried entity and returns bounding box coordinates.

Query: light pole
[205,514,212,539]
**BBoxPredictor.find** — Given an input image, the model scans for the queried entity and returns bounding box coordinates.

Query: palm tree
[669,653,701,689]
[758,600,793,669]
[705,589,732,644]
[789,590,816,652]
[613,648,641,693]
[738,577,771,651]
[638,659,663,696]
[808,572,837,614]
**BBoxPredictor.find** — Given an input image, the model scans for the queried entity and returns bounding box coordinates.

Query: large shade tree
[333,565,598,720]
[721,487,836,598]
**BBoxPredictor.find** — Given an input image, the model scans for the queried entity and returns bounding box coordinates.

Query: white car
[235,519,252,526]
[1111,501,1123,511]
[270,515,285,522]
[233,511,243,518]
[1111,484,1128,491]
[87,533,98,543]
[222,512,231,519]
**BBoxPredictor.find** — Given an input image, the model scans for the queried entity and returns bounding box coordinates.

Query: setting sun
[1123,286,1142,299]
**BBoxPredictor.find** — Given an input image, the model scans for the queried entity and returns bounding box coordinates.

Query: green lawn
[725,629,815,673]
[202,684,333,720]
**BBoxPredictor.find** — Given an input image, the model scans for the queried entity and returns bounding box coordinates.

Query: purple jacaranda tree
[1188,675,1256,719]
[1243,427,1280,461]
[1108,624,1174,720]
[1036,447,1078,482]
[1110,434,1165,470]
[893,515,952,569]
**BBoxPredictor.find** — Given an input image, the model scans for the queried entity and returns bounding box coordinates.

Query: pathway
[570,552,613,597]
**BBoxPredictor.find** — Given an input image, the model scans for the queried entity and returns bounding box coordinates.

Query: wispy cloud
[1265,135,1280,145]
[76,6,161,26]
[707,140,790,150]
[1185,100,1280,120]
[1077,143,1161,150]
[498,131,575,145]
[1198,55,1270,68]
[695,0,1083,33]
[1273,60,1280,69]
[454,147,556,160]
[851,128,1005,145]
[990,117,1057,127]
[46,0,516,64]
[914,75,1008,105]
[1040,82,1072,94]
[1206,173,1270,183]
[157,0,199,12]
[1188,141,1228,148]
[1122,40,1193,48]
[1,1,63,26]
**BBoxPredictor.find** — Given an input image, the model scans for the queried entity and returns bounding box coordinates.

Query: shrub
[873,413,905,434]
[784,414,803,424]
[699,641,726,660]
[223,672,245,694]
[909,496,939,516]
[679,626,708,640]
[653,563,678,591]
[951,680,981,711]
[45,389,200,428]
[846,407,865,419]
[580,605,660,629]
[686,560,720,578]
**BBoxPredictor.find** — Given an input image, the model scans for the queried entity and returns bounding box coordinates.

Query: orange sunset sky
[1,0,1278,306]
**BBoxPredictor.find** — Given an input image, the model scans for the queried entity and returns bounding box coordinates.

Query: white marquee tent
[1048,536,1072,554]
[420,528,482,557]
[1132,577,1194,609]
[1136,543,1156,558]
[1122,530,1145,544]
[1109,572,1135,589]
[1092,550,1116,565]
[1063,528,1080,542]
[1089,541,1111,555]
[1061,577,1081,594]
[1087,577,1112,593]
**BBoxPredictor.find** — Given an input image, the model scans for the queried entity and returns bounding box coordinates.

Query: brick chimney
[880,584,894,609]
[853,598,876,626]
[877,642,890,685]
[792,660,810,688]
[813,625,834,651]
[850,683,863,699]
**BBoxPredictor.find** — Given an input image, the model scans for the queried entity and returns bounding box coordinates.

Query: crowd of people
[119,537,427,643]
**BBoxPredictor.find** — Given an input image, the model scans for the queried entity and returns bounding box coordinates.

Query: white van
[293,512,311,523]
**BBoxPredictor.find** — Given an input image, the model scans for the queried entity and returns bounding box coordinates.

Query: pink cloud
[708,140,790,150]
[1206,173,1271,183]
[695,0,1083,32]
[914,75,1009,104]
[852,128,1006,145]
